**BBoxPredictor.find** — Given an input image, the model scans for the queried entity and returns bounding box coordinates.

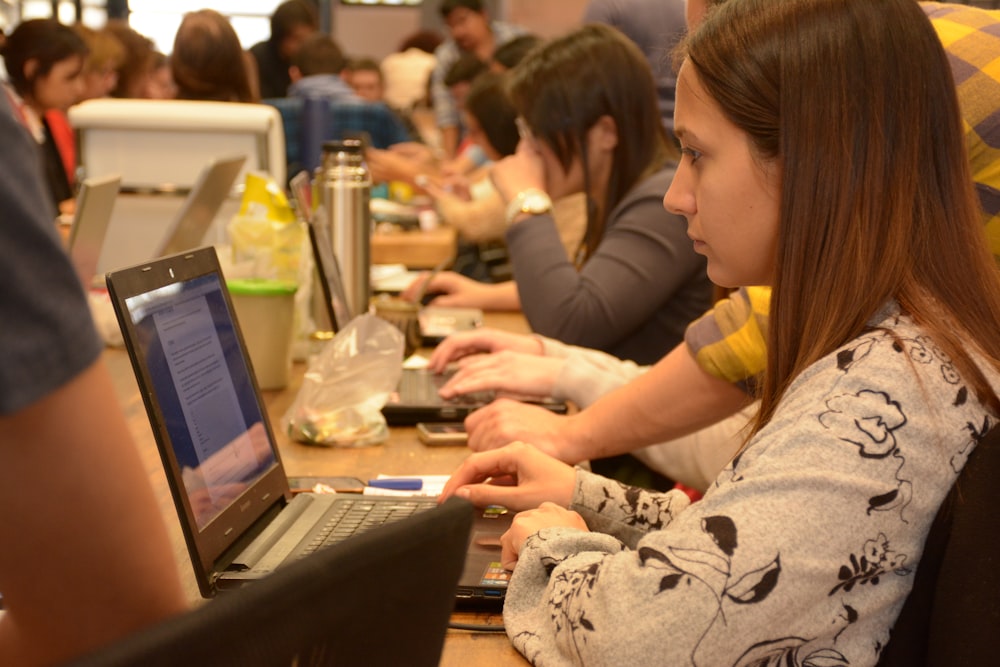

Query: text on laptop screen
[124,273,277,529]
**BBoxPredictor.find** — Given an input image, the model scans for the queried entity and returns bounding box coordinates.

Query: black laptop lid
[106,246,291,596]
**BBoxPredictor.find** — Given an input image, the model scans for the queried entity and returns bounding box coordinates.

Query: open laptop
[69,497,474,667]
[305,217,566,425]
[309,219,484,343]
[65,173,122,287]
[153,154,246,257]
[295,168,485,344]
[106,246,513,607]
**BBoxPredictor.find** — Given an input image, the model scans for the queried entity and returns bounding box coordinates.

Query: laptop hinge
[213,496,299,574]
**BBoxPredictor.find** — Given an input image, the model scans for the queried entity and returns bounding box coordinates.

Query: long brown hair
[683,0,1000,437]
[507,23,676,262]
[172,10,256,103]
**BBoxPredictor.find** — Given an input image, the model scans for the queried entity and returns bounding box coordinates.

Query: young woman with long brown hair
[440,0,1000,664]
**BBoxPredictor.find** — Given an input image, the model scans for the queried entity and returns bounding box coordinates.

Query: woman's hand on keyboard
[427,328,544,373]
[439,441,576,513]
[437,350,564,400]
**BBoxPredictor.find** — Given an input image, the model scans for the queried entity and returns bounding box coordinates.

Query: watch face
[507,189,553,224]
[522,192,552,214]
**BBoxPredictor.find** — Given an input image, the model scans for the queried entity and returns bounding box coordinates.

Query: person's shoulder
[249,40,270,58]
[492,21,528,40]
[791,304,943,396]
[434,39,459,61]
[623,164,678,203]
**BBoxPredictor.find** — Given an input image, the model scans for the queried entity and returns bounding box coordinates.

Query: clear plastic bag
[227,172,303,283]
[282,313,403,447]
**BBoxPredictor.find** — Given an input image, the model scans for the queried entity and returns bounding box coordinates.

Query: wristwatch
[506,188,553,225]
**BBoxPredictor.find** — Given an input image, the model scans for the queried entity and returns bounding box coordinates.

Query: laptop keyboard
[398,370,493,406]
[297,497,434,557]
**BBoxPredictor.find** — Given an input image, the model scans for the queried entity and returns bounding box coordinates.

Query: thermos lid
[322,138,363,153]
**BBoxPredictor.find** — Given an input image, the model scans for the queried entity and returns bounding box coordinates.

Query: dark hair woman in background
[1,19,88,214]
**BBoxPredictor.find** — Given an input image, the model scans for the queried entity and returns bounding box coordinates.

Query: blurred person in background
[381,29,442,112]
[144,51,177,100]
[345,57,385,103]
[489,33,540,72]
[583,0,687,137]
[249,0,318,99]
[287,33,357,103]
[105,20,155,99]
[1,19,87,214]
[72,23,125,101]
[172,9,256,103]
[431,0,524,159]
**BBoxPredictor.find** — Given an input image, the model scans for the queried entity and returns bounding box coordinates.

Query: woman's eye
[681,147,702,163]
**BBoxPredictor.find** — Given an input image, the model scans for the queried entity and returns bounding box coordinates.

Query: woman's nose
[663,166,694,218]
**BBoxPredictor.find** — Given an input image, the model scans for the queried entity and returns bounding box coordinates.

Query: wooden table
[108,312,530,666]
[371,225,456,269]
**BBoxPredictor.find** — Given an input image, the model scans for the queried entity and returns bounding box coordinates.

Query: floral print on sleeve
[502,307,997,667]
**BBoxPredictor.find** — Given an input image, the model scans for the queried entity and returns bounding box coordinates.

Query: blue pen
[367,478,423,491]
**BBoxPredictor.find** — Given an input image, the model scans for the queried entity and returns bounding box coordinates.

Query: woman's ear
[23,58,39,83]
[589,115,619,152]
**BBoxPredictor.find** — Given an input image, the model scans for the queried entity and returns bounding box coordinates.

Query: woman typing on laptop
[439,0,1000,663]
[405,25,713,366]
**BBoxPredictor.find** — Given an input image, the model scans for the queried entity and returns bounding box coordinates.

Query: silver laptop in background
[66,173,122,287]
[154,154,246,257]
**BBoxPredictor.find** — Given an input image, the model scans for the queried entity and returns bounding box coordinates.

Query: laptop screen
[123,271,277,529]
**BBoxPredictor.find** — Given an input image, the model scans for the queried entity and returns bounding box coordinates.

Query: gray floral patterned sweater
[503,303,997,666]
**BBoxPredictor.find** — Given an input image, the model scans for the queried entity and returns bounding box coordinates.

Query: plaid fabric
[923,2,1000,259]
[264,97,411,175]
[685,287,770,391]
[686,4,1000,388]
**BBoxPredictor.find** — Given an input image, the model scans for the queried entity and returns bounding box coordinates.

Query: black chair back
[66,497,474,667]
[877,425,1000,665]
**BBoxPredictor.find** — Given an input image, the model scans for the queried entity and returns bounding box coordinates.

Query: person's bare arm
[440,125,460,160]
[0,360,187,666]
[561,343,751,461]
[464,343,750,462]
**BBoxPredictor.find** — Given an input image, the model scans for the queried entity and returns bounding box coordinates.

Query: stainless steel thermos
[318,139,371,317]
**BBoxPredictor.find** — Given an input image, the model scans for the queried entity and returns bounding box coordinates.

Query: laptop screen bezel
[106,246,292,597]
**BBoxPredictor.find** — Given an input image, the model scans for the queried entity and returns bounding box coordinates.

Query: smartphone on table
[416,422,468,446]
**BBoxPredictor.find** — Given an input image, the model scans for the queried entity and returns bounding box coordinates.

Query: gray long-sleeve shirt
[506,166,712,365]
